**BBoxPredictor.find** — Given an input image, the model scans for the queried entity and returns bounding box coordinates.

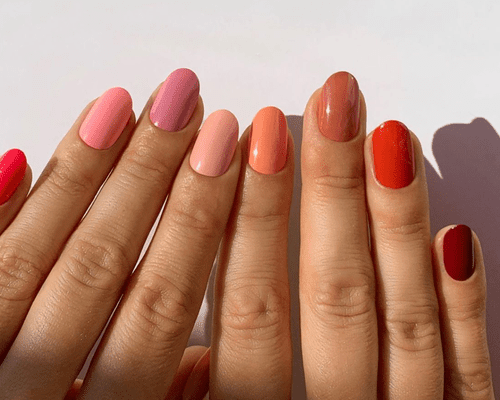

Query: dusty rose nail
[317,71,360,142]
[79,87,132,150]
[149,68,200,131]
[189,110,238,177]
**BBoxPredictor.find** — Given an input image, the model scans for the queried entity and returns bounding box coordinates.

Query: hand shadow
[196,116,499,397]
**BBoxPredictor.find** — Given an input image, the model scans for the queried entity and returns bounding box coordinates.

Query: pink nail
[79,87,132,150]
[149,68,199,131]
[189,110,238,177]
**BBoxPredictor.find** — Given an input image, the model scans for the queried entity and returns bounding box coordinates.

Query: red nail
[372,120,415,188]
[0,149,27,205]
[443,225,475,281]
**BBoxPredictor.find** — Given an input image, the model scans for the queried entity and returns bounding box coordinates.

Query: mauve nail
[443,224,475,281]
[189,110,238,177]
[150,68,199,132]
[317,71,360,141]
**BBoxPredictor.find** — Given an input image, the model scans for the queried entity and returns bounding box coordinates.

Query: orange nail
[249,106,288,174]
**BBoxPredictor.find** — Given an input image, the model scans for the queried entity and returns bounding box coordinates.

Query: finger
[300,72,378,399]
[0,149,31,233]
[165,346,209,400]
[365,121,444,398]
[0,69,203,398]
[182,347,210,400]
[432,225,495,399]
[76,109,240,399]
[0,88,135,360]
[211,106,293,399]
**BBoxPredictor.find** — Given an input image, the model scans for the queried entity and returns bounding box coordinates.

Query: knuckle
[42,156,94,197]
[306,268,375,329]
[120,135,171,185]
[131,270,194,342]
[447,291,487,324]
[221,281,288,336]
[378,217,429,245]
[0,240,44,301]
[311,173,365,202]
[383,299,441,354]
[62,233,129,295]
[448,359,493,398]
[169,199,223,239]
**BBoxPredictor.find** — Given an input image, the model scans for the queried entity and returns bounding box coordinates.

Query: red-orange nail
[317,71,360,142]
[372,120,415,189]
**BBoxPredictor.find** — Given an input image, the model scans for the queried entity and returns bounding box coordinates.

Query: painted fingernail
[372,120,415,188]
[0,149,27,205]
[190,110,238,177]
[182,348,210,400]
[249,106,288,174]
[317,71,360,142]
[79,87,133,150]
[444,224,475,281]
[150,68,200,131]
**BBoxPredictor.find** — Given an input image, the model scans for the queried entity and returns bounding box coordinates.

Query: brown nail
[317,71,360,142]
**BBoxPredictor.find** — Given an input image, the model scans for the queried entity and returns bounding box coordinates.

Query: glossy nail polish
[249,106,288,174]
[372,120,415,188]
[317,71,360,141]
[0,149,27,205]
[150,68,200,131]
[190,110,238,177]
[79,87,133,150]
[443,224,475,281]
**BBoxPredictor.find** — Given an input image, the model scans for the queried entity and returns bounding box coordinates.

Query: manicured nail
[372,120,415,188]
[443,225,475,281]
[150,68,200,131]
[0,149,27,205]
[79,87,132,150]
[317,71,360,142]
[190,110,238,177]
[182,348,210,400]
[249,106,288,174]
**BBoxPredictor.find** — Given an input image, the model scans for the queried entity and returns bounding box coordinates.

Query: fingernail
[79,87,133,150]
[249,106,288,174]
[317,71,360,141]
[150,68,200,131]
[190,110,238,177]
[0,149,27,205]
[443,224,475,281]
[372,120,415,188]
[182,348,210,400]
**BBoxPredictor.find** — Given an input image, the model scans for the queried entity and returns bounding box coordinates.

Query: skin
[0,77,495,399]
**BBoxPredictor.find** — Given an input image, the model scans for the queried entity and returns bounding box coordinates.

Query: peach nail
[249,106,288,174]
[189,110,238,177]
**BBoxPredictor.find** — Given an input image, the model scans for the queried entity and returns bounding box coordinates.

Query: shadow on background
[199,116,499,397]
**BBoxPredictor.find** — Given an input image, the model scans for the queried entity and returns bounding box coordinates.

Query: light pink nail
[79,87,133,150]
[149,68,199,131]
[189,110,238,177]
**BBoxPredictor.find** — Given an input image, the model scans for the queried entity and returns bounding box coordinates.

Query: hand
[207,72,496,399]
[0,68,238,399]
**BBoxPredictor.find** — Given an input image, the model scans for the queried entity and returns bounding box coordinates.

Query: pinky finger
[0,149,31,234]
[432,224,495,399]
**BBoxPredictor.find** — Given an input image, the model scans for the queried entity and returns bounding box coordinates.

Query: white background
[0,0,499,396]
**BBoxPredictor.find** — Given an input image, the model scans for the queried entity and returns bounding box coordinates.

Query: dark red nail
[443,225,475,281]
[0,149,27,205]
[372,120,415,189]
